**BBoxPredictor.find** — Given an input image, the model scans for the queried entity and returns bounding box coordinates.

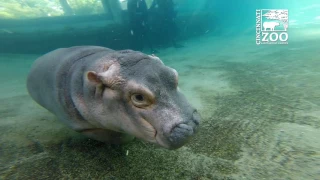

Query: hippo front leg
[79,129,135,144]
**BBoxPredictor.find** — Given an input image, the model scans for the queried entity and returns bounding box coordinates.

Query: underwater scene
[0,0,320,179]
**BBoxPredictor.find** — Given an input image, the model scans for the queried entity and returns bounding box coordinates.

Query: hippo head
[85,50,200,149]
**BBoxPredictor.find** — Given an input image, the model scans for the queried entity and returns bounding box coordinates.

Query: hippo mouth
[158,114,200,149]
[140,110,200,149]
[153,122,198,149]
[140,118,174,148]
[140,118,158,143]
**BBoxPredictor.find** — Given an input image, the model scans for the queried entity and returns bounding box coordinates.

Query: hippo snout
[168,110,200,149]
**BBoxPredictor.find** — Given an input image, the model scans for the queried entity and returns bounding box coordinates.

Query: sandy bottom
[0,30,320,179]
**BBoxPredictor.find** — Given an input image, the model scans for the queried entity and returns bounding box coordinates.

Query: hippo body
[27,46,200,149]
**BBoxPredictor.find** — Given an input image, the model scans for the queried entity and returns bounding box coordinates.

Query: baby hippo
[27,46,200,149]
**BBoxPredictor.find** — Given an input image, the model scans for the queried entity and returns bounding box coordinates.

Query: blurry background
[0,0,214,54]
[1,1,320,180]
[0,0,319,54]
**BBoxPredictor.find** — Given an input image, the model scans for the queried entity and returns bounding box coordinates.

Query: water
[1,0,320,179]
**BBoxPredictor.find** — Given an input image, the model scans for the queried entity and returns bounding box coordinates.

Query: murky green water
[1,0,320,179]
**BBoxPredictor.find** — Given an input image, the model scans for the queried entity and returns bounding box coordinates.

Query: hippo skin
[27,46,200,149]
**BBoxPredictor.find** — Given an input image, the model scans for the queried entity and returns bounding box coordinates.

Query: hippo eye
[135,94,144,101]
[131,93,150,108]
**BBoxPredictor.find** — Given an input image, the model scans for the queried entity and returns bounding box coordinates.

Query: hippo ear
[86,64,117,85]
[86,65,124,89]
[87,71,102,84]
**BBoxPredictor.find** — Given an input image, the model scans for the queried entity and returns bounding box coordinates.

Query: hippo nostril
[177,124,193,132]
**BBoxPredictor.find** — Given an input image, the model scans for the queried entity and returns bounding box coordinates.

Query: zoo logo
[256,9,289,45]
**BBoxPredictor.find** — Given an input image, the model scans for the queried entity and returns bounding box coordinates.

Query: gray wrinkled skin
[27,46,200,149]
